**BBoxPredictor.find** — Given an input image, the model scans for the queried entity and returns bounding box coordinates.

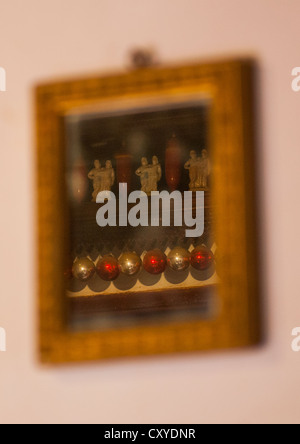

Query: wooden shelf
[68,285,217,330]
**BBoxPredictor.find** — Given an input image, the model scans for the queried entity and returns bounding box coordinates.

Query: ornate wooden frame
[36,59,260,364]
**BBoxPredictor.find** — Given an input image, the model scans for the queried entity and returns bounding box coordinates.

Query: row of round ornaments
[71,246,214,282]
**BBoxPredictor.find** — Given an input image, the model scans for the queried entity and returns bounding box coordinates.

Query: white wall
[0,0,300,424]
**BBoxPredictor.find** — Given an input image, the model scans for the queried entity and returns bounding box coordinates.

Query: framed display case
[36,59,260,363]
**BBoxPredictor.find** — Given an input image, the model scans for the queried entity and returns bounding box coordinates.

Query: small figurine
[88,160,103,202]
[101,160,115,192]
[135,157,150,194]
[184,149,211,190]
[148,156,162,193]
[184,150,199,191]
[198,149,211,189]
[88,159,115,201]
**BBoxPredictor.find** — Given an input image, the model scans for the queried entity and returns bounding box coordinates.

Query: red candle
[70,156,88,204]
[165,135,182,191]
[115,153,133,192]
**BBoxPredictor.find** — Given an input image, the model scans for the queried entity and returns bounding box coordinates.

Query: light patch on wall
[0,67,6,92]
[0,327,6,352]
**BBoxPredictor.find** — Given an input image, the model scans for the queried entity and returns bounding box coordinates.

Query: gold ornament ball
[167,247,191,272]
[119,251,142,276]
[72,257,95,281]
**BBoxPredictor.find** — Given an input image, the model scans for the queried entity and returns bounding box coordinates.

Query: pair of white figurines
[88,160,115,202]
[135,156,162,195]
[184,149,211,191]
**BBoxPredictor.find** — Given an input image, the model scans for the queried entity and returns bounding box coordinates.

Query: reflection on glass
[64,100,218,331]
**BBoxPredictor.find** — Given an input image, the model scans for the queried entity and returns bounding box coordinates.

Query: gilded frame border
[36,59,260,364]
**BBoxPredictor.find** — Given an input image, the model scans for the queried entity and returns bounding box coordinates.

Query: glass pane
[64,98,218,331]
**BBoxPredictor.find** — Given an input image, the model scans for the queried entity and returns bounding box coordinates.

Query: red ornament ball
[64,265,73,280]
[143,249,167,275]
[96,255,120,281]
[191,246,214,271]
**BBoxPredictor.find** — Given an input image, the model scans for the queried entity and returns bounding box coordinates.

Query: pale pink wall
[0,0,300,424]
